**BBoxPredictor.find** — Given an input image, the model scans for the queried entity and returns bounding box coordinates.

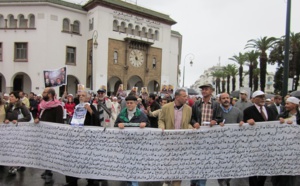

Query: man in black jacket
[144,93,160,128]
[243,90,277,186]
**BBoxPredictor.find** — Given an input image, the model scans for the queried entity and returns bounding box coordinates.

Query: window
[113,20,118,31]
[89,18,94,31]
[127,24,133,35]
[66,46,76,64]
[29,14,35,28]
[148,29,153,39]
[113,51,118,64]
[63,18,70,32]
[0,15,5,28]
[0,43,2,61]
[154,30,159,40]
[15,42,28,61]
[141,27,146,38]
[19,14,27,28]
[9,15,16,28]
[152,57,156,69]
[134,25,140,36]
[119,22,126,33]
[72,21,80,34]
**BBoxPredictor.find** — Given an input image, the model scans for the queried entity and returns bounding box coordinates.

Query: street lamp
[182,53,194,87]
[282,0,291,99]
[91,30,98,90]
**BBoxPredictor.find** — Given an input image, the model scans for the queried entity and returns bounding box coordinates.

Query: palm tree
[224,65,231,93]
[221,71,227,93]
[245,36,277,92]
[229,52,246,88]
[290,32,300,90]
[245,50,260,91]
[211,70,222,94]
[253,68,260,91]
[224,64,238,92]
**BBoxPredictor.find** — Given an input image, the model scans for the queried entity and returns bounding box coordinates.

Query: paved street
[0,166,289,186]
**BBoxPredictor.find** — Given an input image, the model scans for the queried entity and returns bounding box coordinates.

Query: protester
[110,96,121,127]
[147,97,169,119]
[29,92,38,118]
[212,93,244,186]
[234,90,252,112]
[34,87,64,184]
[243,90,277,186]
[158,88,193,186]
[4,91,31,175]
[19,91,30,109]
[94,88,111,126]
[64,91,100,186]
[268,95,284,118]
[65,94,75,124]
[144,93,161,128]
[0,95,5,122]
[114,95,149,186]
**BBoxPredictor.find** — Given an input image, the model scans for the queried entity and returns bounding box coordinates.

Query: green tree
[229,52,246,88]
[221,71,227,93]
[225,64,238,92]
[290,32,300,90]
[245,36,277,92]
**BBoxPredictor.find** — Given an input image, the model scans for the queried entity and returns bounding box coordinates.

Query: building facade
[0,0,181,96]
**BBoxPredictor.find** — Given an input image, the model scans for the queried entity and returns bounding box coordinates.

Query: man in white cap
[272,96,299,186]
[243,90,277,186]
[278,96,300,125]
[234,90,253,112]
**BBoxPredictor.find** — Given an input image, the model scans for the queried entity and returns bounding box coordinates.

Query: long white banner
[0,122,299,181]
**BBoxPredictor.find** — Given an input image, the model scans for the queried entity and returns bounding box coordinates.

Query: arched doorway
[59,75,79,96]
[11,72,31,93]
[127,75,143,93]
[148,80,159,93]
[107,76,122,96]
[0,73,6,93]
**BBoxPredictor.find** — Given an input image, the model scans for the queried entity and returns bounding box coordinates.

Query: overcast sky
[67,0,300,87]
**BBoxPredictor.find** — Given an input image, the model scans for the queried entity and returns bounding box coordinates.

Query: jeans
[127,181,139,186]
[191,179,207,186]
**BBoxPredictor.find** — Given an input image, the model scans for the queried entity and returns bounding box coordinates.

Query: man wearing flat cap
[114,95,150,129]
[234,89,253,112]
[191,84,219,186]
[243,90,277,186]
[114,95,150,186]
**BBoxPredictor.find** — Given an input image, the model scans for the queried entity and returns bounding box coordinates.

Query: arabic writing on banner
[0,122,300,181]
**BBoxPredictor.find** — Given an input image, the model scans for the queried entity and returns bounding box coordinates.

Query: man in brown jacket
[158,88,193,186]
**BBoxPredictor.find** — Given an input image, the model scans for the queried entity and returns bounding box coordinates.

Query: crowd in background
[0,84,299,186]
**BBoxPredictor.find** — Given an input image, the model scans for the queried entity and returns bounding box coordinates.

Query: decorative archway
[0,73,6,93]
[147,80,159,93]
[11,72,31,93]
[107,76,122,96]
[127,75,143,92]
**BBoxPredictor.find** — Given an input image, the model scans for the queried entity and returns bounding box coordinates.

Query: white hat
[286,97,300,105]
[240,90,248,95]
[266,98,271,102]
[252,90,265,98]
[3,93,9,97]
[67,94,73,97]
[37,94,42,97]
[112,97,117,100]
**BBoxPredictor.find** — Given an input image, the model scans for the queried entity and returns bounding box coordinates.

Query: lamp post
[282,0,291,98]
[182,53,194,87]
[91,30,98,91]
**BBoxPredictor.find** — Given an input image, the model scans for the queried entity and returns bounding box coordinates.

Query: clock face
[129,49,144,67]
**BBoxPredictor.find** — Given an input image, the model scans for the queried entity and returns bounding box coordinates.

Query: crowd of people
[0,83,299,186]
